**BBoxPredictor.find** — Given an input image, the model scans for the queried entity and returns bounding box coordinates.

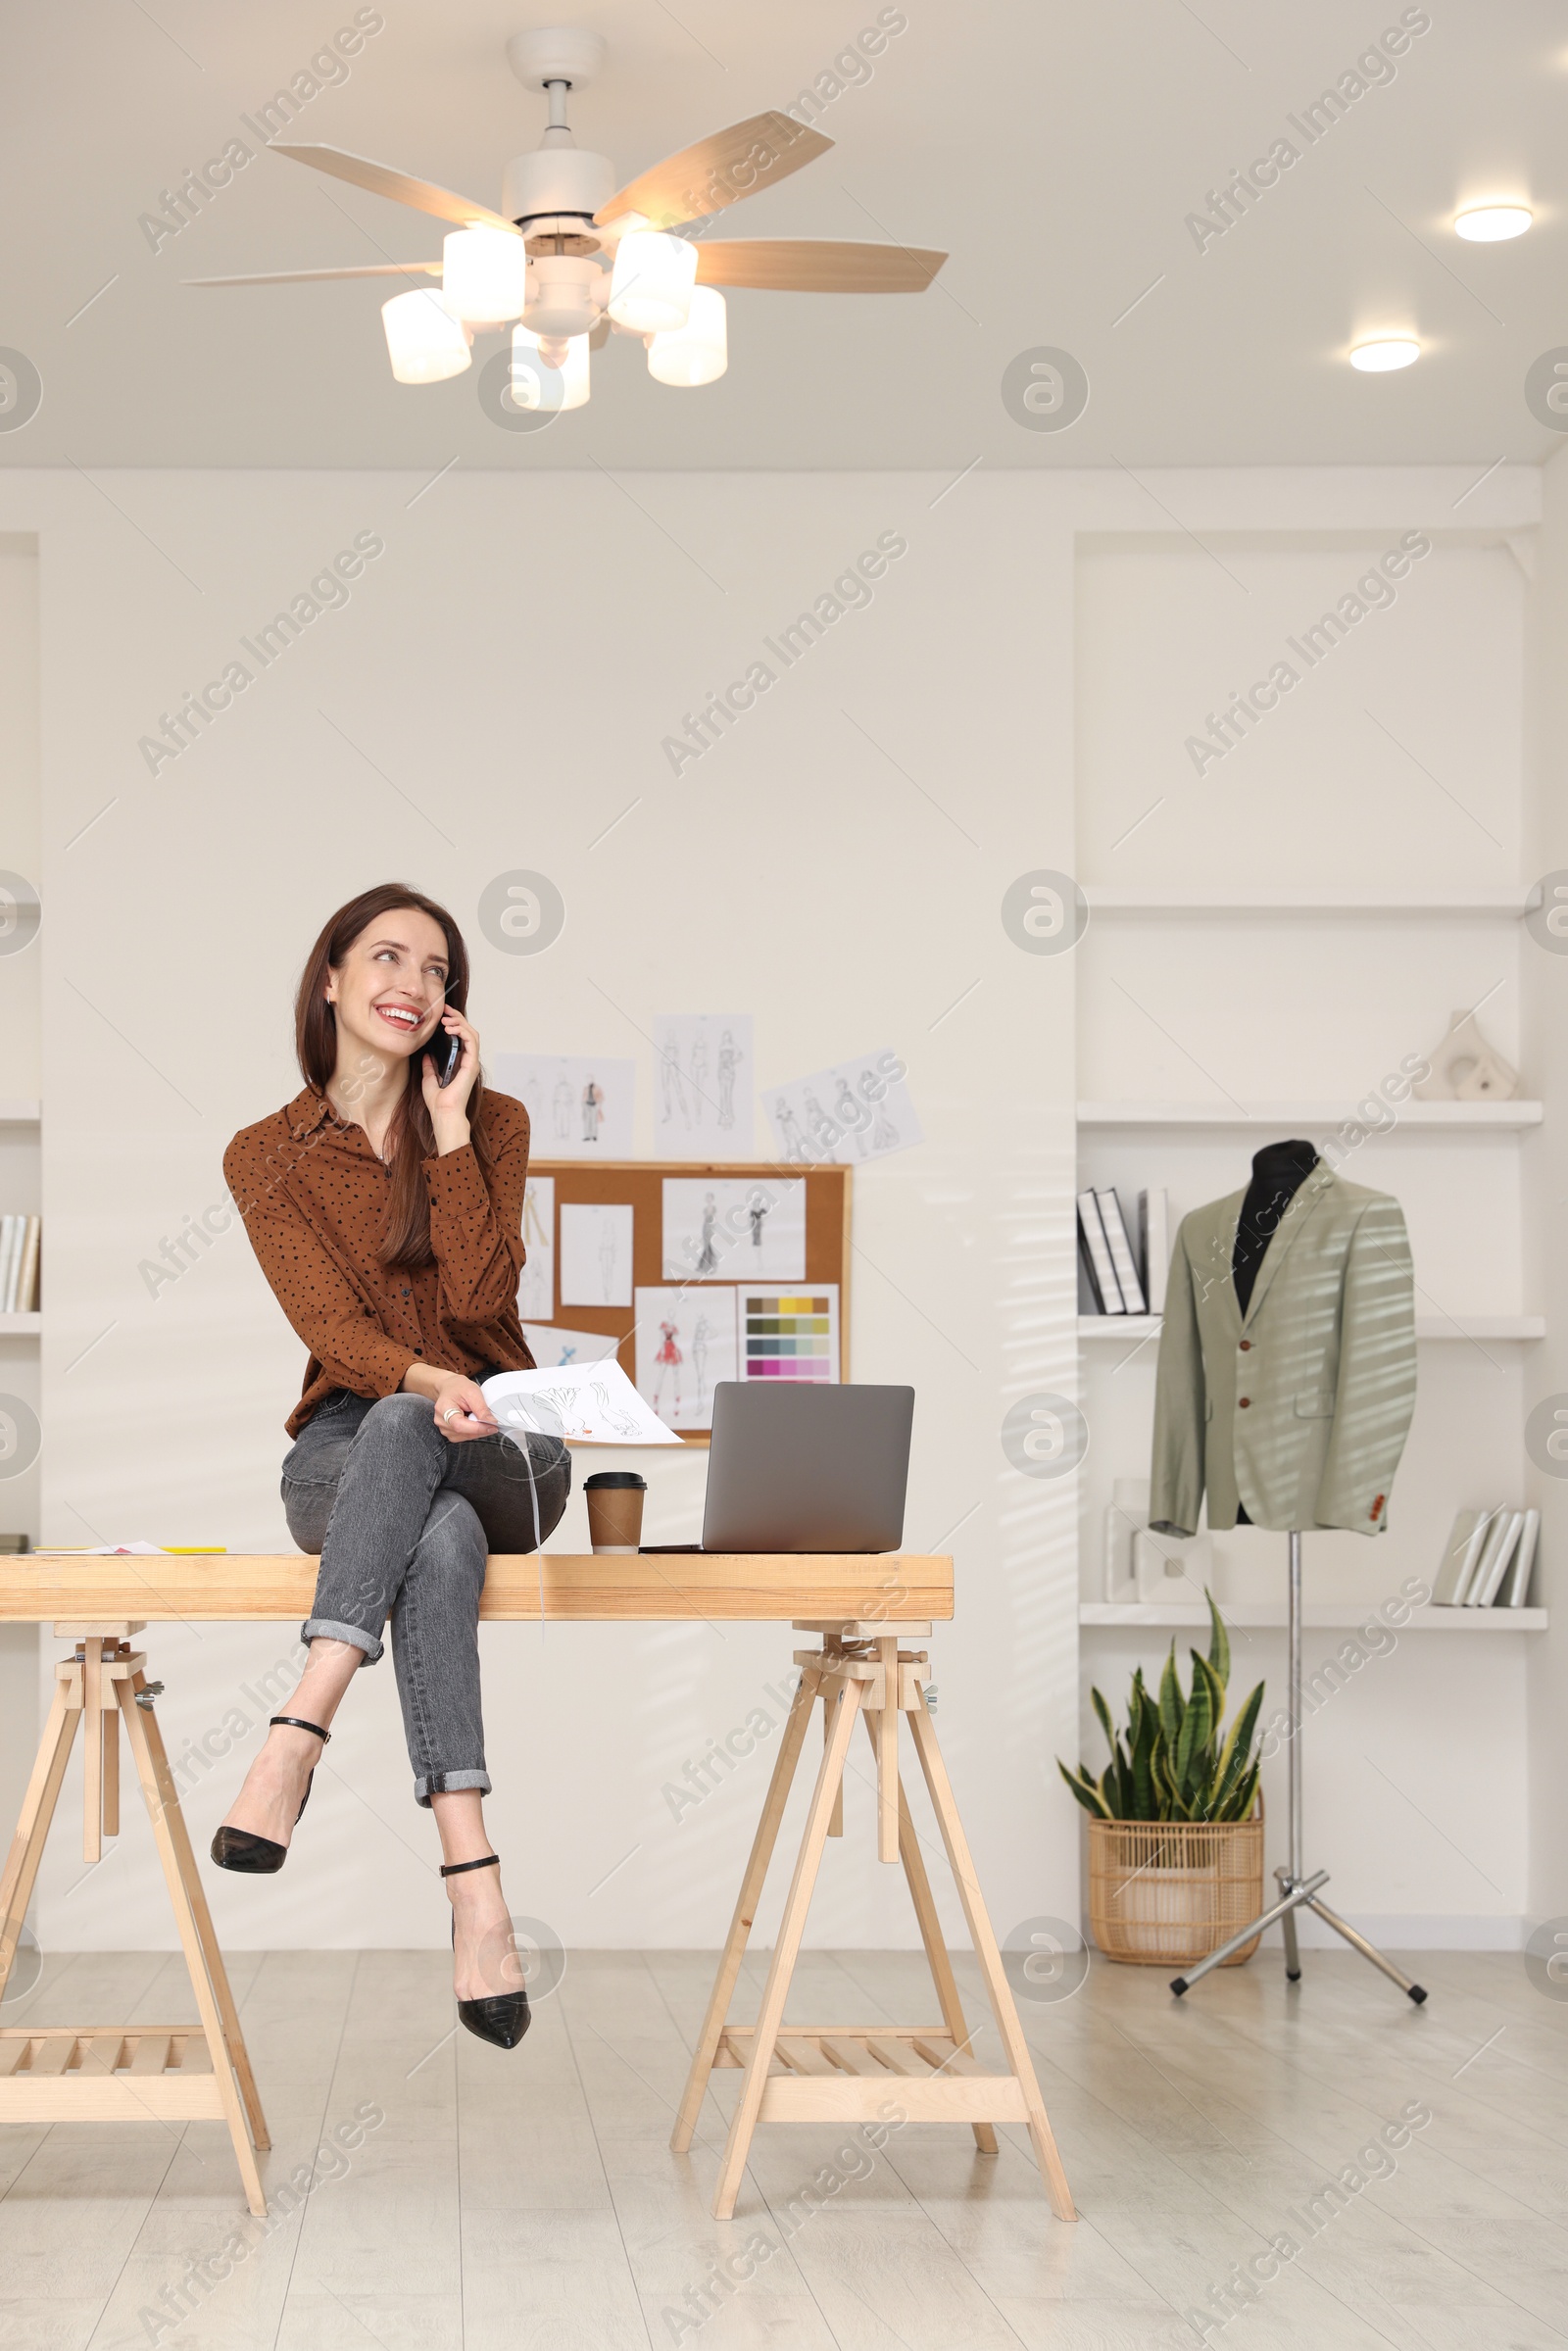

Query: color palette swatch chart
[741,1285,840,1382]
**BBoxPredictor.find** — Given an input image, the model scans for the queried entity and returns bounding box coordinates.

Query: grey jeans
[282,1390,570,1805]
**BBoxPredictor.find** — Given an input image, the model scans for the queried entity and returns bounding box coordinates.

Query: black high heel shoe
[444,1853,530,2050]
[210,1715,331,1874]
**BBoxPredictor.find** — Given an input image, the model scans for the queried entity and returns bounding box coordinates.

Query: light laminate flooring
[1,1943,1563,2350]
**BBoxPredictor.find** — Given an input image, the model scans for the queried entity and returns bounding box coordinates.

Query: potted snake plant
[1059,1592,1267,1966]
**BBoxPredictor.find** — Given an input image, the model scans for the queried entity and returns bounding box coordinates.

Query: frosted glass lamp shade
[647,285,727,386]
[607,230,697,334]
[441,225,528,324]
[510,324,590,412]
[381,288,471,383]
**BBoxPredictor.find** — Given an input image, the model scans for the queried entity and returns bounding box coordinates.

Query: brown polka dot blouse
[223,1084,537,1437]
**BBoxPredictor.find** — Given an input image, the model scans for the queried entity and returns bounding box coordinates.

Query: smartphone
[427,1025,462,1088]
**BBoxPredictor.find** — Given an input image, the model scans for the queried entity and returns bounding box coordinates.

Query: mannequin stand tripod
[1169,1533,1427,2005]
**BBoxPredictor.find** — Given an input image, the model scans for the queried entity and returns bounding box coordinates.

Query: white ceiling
[5,0,1568,470]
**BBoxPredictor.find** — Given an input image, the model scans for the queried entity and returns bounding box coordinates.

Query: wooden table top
[0,1553,954,1625]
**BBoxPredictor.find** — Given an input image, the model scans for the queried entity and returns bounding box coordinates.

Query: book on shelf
[1095,1187,1147,1315]
[1139,1187,1168,1316]
[1501,1510,1540,1607]
[1468,1509,1523,1607]
[1433,1502,1539,1606]
[0,1214,39,1313]
[1076,1190,1124,1313]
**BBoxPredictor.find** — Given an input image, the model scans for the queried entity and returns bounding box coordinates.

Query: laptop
[644,1382,914,1554]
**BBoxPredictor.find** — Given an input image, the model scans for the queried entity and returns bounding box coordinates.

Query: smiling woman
[211,882,565,2053]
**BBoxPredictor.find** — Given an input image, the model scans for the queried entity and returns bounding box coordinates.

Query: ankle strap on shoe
[440,1853,501,1879]
[270,1715,331,1743]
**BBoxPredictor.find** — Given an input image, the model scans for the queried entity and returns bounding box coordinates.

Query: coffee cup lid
[584,1471,647,1490]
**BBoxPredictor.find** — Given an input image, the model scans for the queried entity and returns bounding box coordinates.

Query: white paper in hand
[482,1360,682,1446]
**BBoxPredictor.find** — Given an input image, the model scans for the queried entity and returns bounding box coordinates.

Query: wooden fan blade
[270,143,518,234]
[694,238,947,293]
[594,112,831,232]
[589,316,611,350]
[183,263,443,287]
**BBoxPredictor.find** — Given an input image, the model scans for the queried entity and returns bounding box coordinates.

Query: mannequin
[1152,1140,1425,2006]
[1231,1140,1318,1522]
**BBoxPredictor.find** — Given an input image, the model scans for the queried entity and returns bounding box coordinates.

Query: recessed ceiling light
[1349,336,1421,372]
[1455,204,1533,242]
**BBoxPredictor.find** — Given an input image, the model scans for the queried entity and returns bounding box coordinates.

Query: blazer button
[1238,1396,1250,1408]
[1239,1339,1252,1351]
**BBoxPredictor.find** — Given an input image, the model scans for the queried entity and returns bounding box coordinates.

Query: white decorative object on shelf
[1412,1008,1520,1102]
[1102,1478,1150,1601]
[1132,1526,1212,1603]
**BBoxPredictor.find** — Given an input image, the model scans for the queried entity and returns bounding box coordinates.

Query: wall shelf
[1077,1100,1543,1128]
[1083,886,1532,916]
[1081,1602,1547,1633]
[0,1314,39,1335]
[0,1102,39,1125]
[1079,1314,1545,1343]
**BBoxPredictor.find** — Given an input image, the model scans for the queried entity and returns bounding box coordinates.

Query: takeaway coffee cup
[584,1470,647,1553]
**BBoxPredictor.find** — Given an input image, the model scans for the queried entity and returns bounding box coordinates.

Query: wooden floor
[0,1942,1563,2349]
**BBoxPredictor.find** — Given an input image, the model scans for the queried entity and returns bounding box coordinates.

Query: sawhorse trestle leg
[672,1624,1076,2224]
[0,1625,270,2215]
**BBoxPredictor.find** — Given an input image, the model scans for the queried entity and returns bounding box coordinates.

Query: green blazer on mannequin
[1150,1164,1416,1538]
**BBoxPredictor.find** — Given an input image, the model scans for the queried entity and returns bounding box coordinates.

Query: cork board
[523,1159,853,1445]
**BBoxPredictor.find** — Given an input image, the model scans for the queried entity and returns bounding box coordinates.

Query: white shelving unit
[1076,883,1547,1644]
[1081,1602,1546,1633]
[0,1102,40,1125]
[0,1314,40,1336]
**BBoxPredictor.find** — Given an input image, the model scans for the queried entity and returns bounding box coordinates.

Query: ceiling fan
[185,26,947,411]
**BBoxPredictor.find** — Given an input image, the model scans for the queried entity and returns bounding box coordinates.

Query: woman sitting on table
[212,881,566,2052]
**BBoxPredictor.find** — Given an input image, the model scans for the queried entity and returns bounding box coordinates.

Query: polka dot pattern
[223,1084,537,1437]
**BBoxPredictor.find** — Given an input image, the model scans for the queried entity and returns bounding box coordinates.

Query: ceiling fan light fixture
[381,286,472,383]
[647,284,727,386]
[510,322,590,411]
[608,229,697,334]
[441,224,528,323]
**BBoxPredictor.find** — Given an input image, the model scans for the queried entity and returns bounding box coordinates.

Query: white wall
[0,460,1545,1956]
[1523,443,1568,1926]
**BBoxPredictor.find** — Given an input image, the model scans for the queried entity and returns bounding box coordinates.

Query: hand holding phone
[427,1025,463,1088]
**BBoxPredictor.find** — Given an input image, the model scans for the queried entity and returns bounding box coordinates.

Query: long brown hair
[295,883,493,1268]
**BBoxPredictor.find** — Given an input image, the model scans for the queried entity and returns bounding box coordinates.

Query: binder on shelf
[1095,1187,1147,1315]
[1468,1509,1523,1607]
[0,1216,17,1313]
[1432,1506,1494,1605]
[14,1215,38,1313]
[1139,1187,1168,1316]
[1502,1509,1540,1607]
[1076,1190,1124,1313]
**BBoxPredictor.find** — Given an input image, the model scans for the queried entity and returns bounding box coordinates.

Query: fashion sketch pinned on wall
[652,1014,756,1156]
[764,1047,922,1166]
[520,1320,622,1369]
[661,1176,807,1283]
[491,1053,635,1158]
[633,1286,740,1431]
[515,1175,555,1320]
[559,1201,634,1308]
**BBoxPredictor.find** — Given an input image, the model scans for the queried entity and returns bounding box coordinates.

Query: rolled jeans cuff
[302,1615,384,1665]
[416,1768,491,1809]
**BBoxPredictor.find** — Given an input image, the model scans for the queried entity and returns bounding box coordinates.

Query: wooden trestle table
[0,1552,1075,2224]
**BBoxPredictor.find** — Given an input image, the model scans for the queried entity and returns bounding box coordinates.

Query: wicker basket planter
[1087,1809,1264,1967]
